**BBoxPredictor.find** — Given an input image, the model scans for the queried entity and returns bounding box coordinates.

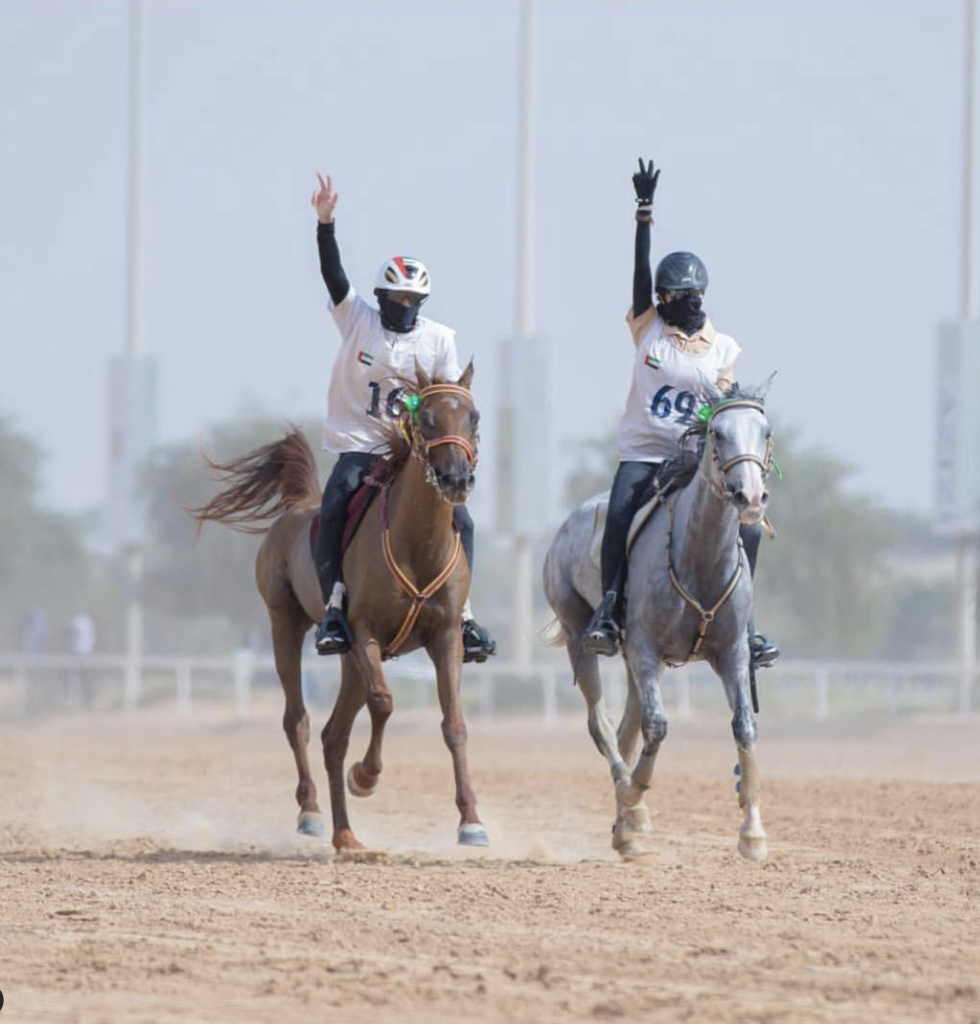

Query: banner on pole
[934,321,980,536]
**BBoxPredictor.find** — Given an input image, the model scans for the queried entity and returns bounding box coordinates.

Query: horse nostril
[762,491,770,505]
[733,489,749,508]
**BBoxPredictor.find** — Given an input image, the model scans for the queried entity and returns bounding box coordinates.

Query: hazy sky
[0,1,968,527]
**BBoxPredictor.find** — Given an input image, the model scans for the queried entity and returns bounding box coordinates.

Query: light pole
[497,0,552,669]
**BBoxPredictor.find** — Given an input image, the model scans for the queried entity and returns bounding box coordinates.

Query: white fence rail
[0,652,976,722]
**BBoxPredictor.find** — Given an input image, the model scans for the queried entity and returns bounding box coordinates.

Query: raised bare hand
[311,172,339,224]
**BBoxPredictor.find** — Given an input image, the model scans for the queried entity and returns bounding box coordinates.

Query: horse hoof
[332,828,366,853]
[612,805,652,851]
[347,763,377,798]
[618,838,655,861]
[296,811,325,837]
[738,830,768,862]
[458,823,490,847]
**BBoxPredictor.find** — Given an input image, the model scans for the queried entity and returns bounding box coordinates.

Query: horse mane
[651,383,771,500]
[187,427,320,535]
[681,382,769,447]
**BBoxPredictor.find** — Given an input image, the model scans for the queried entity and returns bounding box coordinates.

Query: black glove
[632,158,660,213]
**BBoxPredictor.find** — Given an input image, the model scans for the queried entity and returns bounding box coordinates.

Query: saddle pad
[308,458,391,559]
[585,491,665,573]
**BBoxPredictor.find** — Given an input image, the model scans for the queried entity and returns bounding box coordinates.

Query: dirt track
[1,702,978,1023]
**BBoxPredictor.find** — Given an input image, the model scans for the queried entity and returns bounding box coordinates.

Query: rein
[663,495,746,663]
[379,382,475,659]
[379,488,462,659]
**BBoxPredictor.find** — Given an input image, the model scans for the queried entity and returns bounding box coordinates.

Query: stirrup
[751,632,780,669]
[315,608,352,655]
[462,619,497,664]
[582,591,621,657]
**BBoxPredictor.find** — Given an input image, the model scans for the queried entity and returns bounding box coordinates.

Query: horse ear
[756,370,778,400]
[697,371,723,405]
[414,358,432,392]
[457,358,475,391]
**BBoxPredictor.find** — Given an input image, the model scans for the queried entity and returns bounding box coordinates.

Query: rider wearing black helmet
[582,158,779,669]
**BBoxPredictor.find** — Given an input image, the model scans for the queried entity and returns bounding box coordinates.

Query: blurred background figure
[20,606,48,656]
[65,610,96,711]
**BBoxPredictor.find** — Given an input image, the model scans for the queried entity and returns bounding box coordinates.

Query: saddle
[309,457,393,558]
[587,451,701,571]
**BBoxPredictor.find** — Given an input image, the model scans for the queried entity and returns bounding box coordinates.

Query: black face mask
[657,293,706,335]
[377,294,422,333]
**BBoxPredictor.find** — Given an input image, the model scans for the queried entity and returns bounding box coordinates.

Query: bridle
[700,399,774,502]
[380,382,478,659]
[404,383,478,469]
[664,399,775,665]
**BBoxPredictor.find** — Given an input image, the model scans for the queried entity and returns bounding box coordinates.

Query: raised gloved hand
[632,158,660,220]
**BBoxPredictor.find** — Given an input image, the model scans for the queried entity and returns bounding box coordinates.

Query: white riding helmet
[374,256,431,297]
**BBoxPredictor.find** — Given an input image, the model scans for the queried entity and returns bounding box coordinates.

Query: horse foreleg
[715,647,767,861]
[270,605,324,838]
[617,664,642,766]
[567,636,629,784]
[345,637,391,799]
[322,658,367,852]
[429,629,488,847]
[609,642,665,859]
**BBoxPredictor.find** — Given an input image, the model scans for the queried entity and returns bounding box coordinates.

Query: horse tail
[540,616,567,648]
[187,427,321,535]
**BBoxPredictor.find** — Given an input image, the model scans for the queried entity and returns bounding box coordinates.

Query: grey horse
[543,381,775,861]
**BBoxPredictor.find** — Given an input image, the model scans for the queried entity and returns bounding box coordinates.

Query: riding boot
[455,510,497,663]
[313,453,374,656]
[462,619,497,663]
[583,590,622,657]
[741,523,780,668]
[750,632,780,668]
[315,606,353,655]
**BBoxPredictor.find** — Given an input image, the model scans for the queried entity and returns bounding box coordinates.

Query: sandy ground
[0,698,978,1024]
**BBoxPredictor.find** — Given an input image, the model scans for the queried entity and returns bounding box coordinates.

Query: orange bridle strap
[414,384,478,466]
[379,488,463,659]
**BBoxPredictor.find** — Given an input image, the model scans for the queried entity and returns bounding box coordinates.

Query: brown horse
[190,362,488,852]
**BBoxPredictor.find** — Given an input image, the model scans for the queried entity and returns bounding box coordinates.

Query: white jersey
[617,312,741,463]
[322,286,463,454]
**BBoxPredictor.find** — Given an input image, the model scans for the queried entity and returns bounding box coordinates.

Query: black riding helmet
[654,252,708,295]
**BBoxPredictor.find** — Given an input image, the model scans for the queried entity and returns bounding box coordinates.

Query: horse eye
[470,411,480,429]
[421,410,436,429]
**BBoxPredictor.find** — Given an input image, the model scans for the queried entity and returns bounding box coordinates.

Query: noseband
[407,384,478,467]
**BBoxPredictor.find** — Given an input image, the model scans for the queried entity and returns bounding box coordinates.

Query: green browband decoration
[404,393,421,422]
[773,460,783,480]
[697,404,713,423]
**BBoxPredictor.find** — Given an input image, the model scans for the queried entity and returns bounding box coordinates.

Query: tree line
[0,409,955,661]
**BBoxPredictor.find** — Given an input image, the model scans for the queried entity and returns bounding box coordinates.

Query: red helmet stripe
[393,256,409,278]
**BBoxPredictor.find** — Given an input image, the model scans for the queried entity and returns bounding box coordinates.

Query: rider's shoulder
[625,305,659,346]
[416,317,457,346]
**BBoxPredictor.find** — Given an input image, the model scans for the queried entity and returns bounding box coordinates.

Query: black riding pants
[314,452,476,605]
[600,460,762,598]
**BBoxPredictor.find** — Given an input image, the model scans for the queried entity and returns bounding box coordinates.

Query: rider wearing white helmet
[310,172,496,662]
[583,158,778,669]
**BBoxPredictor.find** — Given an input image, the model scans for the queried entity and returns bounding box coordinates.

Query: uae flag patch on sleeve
[645,354,661,369]
[357,350,375,366]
